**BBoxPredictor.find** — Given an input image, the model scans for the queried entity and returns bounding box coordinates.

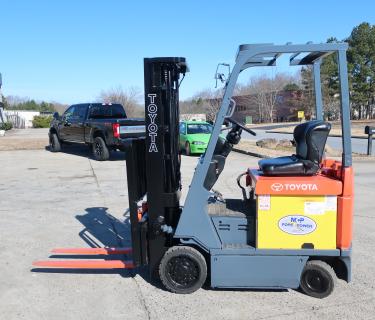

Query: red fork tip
[32,259,134,269]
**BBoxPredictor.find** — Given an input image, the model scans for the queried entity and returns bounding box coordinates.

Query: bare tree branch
[98,86,143,117]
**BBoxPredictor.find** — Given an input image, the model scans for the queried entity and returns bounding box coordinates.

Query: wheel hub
[166,256,199,288]
[305,270,328,293]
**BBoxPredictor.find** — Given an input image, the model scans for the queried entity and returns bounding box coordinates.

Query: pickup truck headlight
[192,141,205,145]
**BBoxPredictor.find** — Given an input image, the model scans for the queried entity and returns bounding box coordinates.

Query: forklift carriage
[34,43,354,299]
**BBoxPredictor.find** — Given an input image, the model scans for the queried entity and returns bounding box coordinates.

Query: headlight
[192,141,205,145]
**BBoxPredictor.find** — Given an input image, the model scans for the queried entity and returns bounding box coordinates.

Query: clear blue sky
[1,0,374,104]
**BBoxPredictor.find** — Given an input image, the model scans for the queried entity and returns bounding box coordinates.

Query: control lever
[226,117,256,136]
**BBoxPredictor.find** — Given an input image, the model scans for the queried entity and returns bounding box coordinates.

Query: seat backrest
[293,120,331,164]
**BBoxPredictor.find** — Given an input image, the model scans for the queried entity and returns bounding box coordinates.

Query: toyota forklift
[34,43,354,299]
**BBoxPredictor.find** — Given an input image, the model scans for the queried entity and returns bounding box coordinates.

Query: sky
[1,0,375,104]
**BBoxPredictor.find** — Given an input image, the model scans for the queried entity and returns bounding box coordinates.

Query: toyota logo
[271,183,283,192]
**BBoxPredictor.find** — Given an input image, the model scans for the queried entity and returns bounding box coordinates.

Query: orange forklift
[34,43,354,298]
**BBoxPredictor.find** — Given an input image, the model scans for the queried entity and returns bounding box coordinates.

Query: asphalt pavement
[0,148,374,319]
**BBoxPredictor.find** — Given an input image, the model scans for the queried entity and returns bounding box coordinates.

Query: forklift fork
[33,247,134,269]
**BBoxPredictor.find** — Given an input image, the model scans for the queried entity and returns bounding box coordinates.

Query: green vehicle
[179,120,213,155]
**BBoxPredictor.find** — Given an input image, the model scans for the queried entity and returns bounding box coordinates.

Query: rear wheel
[159,246,207,294]
[299,260,336,298]
[49,133,61,152]
[92,136,110,161]
[185,142,191,156]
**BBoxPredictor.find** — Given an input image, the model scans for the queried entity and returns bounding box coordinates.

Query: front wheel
[49,133,61,152]
[92,136,110,161]
[299,260,336,299]
[159,246,207,294]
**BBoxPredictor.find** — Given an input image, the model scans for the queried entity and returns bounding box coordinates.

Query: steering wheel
[226,117,257,136]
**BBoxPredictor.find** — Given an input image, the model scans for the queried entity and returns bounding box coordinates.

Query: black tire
[49,133,61,152]
[159,246,207,294]
[92,136,110,161]
[300,260,336,299]
[185,142,191,156]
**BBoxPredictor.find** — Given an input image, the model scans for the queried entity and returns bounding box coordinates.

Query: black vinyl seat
[258,120,331,176]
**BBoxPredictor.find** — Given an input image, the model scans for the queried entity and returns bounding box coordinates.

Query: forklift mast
[125,58,187,274]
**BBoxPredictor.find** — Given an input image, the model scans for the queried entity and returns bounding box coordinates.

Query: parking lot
[0,147,375,319]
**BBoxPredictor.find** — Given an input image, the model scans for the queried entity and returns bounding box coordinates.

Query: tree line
[2,95,67,114]
[1,88,144,118]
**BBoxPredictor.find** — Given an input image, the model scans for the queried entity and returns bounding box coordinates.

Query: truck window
[88,104,127,119]
[63,105,75,121]
[73,104,88,121]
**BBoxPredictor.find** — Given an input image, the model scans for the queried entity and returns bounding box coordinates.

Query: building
[230,90,305,124]
[4,110,40,128]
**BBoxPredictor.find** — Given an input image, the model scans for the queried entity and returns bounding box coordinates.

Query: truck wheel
[185,142,191,156]
[50,133,61,152]
[92,136,110,161]
[299,260,336,299]
[159,246,207,294]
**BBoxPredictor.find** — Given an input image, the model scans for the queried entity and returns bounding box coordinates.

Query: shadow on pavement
[44,144,126,161]
[31,207,153,285]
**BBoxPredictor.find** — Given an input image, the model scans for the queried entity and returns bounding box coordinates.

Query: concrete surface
[0,147,374,320]
[0,128,49,151]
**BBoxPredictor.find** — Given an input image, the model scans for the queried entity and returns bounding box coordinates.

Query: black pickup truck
[49,103,145,160]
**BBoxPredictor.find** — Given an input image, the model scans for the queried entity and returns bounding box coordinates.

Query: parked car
[179,120,214,155]
[49,103,145,160]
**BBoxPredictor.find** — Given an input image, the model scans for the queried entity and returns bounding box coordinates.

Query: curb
[266,130,375,140]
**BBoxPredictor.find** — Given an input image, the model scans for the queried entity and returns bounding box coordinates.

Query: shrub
[0,122,13,131]
[32,115,53,128]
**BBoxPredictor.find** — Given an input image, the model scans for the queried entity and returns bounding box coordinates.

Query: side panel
[211,255,307,288]
[211,216,255,246]
[257,195,337,250]
[337,196,353,249]
[337,167,354,249]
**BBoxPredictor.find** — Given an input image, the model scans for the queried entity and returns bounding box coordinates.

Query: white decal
[278,215,317,235]
[259,195,271,211]
[325,196,337,211]
[271,183,318,192]
[147,94,158,152]
[304,202,325,215]
[271,183,283,192]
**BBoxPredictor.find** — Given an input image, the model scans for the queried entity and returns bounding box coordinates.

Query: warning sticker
[325,196,337,211]
[259,195,271,211]
[304,201,325,215]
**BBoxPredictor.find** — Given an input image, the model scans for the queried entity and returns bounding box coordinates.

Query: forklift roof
[236,42,348,70]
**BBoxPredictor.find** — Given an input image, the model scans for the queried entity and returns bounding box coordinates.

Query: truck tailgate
[119,119,145,139]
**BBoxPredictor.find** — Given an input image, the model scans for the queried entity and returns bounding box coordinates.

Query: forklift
[34,43,354,299]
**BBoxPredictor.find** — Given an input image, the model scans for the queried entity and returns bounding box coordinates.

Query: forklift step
[32,259,134,269]
[51,247,132,255]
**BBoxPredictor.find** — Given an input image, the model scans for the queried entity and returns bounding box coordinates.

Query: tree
[300,66,317,118]
[347,22,375,119]
[1,95,8,109]
[283,83,300,91]
[236,73,295,122]
[99,86,144,117]
[193,89,223,122]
